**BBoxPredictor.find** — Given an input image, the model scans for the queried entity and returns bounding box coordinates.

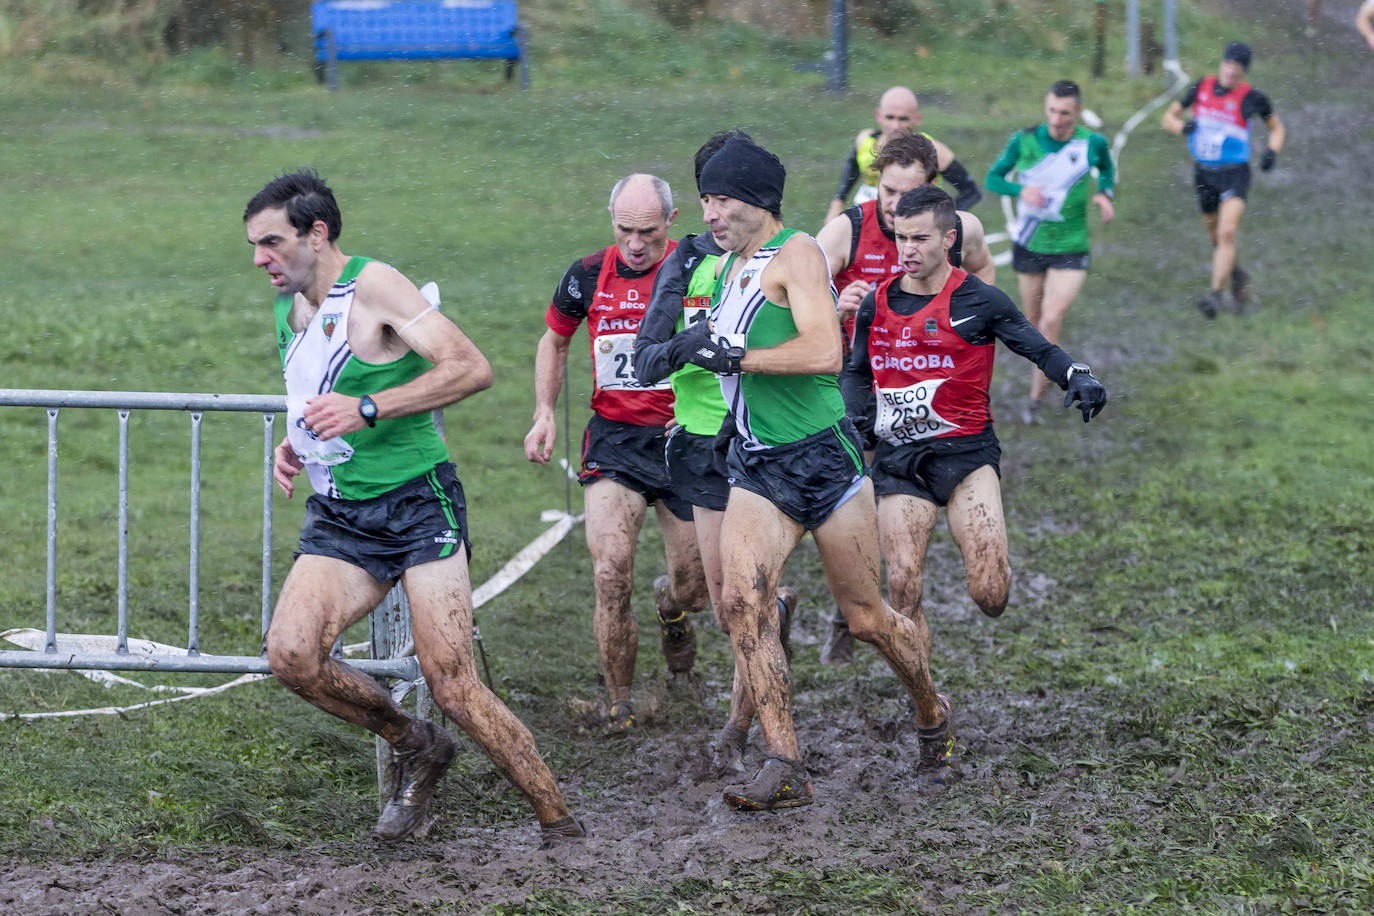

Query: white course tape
[2,509,585,720]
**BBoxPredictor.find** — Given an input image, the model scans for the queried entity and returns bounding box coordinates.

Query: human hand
[1181,119,1198,135]
[1260,149,1277,172]
[523,414,557,464]
[1094,194,1115,224]
[1020,185,1047,209]
[666,321,743,375]
[302,392,366,440]
[273,438,303,498]
[1064,367,1108,422]
[836,280,873,317]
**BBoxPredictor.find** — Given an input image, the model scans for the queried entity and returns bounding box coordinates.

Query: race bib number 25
[594,333,671,391]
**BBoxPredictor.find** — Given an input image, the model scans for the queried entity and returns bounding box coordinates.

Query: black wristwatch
[358,395,378,428]
[1065,362,1094,384]
[723,346,745,376]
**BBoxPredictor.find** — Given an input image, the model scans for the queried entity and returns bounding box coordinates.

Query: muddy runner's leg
[717,487,805,759]
[266,555,407,740]
[817,480,945,728]
[583,478,649,706]
[405,548,573,826]
[944,466,1010,618]
[655,501,709,613]
[694,506,757,728]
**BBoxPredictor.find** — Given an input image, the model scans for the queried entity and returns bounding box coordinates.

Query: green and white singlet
[992,124,1113,253]
[673,252,730,435]
[275,256,449,500]
[710,229,847,448]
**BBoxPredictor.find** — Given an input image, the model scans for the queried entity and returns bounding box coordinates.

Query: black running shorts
[871,439,1002,507]
[297,462,472,584]
[726,420,868,531]
[1193,162,1251,214]
[1011,244,1090,273]
[579,413,693,521]
[666,427,729,512]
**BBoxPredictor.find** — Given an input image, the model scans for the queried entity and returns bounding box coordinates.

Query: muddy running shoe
[372,720,458,842]
[1230,266,1250,304]
[606,698,636,733]
[723,754,814,811]
[915,694,959,788]
[1197,289,1223,320]
[819,610,853,666]
[1019,398,1043,426]
[712,722,749,777]
[539,815,588,849]
[655,574,697,675]
[776,587,797,664]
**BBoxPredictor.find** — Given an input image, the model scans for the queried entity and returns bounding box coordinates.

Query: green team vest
[1011,125,1098,254]
[275,256,450,501]
[672,253,730,435]
[711,229,848,448]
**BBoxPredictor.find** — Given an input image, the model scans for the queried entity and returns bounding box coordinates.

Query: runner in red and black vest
[840,186,1106,752]
[818,131,996,355]
[523,173,708,733]
[815,130,996,664]
[1162,41,1285,319]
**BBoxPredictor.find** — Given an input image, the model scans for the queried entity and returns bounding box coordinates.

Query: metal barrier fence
[0,388,423,796]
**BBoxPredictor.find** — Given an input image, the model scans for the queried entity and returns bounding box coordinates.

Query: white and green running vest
[276,256,449,500]
[710,229,847,448]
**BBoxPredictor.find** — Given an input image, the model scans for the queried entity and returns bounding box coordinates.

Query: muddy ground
[4,3,1370,912]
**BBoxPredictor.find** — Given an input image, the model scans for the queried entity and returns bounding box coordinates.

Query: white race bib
[593,333,670,391]
[874,380,959,443]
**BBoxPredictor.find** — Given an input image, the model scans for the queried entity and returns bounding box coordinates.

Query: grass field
[2,0,1373,912]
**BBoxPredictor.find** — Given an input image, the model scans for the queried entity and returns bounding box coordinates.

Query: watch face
[360,398,377,418]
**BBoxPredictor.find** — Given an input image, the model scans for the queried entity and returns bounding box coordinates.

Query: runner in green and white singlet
[245,170,583,848]
[986,80,1116,423]
[662,137,955,812]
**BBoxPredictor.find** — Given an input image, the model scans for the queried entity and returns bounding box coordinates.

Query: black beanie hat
[1223,41,1252,69]
[698,137,786,217]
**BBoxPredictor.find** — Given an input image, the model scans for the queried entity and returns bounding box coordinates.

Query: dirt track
[4,3,1370,912]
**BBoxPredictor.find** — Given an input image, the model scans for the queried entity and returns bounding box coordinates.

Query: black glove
[1181,119,1197,135]
[664,321,743,375]
[1260,149,1277,172]
[1063,365,1108,423]
[712,412,737,456]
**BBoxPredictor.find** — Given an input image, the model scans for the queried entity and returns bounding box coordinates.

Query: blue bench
[311,1,529,91]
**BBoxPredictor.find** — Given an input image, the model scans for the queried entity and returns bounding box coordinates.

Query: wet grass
[3,0,1373,912]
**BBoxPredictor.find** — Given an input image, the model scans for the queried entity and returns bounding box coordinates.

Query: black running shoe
[372,720,458,842]
[915,694,959,788]
[1197,290,1222,320]
[723,754,814,811]
[655,574,697,675]
[605,698,636,733]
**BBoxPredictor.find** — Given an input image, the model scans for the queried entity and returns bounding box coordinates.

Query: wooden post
[1092,0,1107,79]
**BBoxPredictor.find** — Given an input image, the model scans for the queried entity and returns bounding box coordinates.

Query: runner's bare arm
[1161,99,1190,134]
[523,328,573,464]
[957,211,996,285]
[741,236,844,376]
[1263,112,1286,154]
[930,137,956,172]
[301,263,492,439]
[1359,1,1374,47]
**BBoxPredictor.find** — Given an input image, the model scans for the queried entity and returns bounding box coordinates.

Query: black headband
[698,138,785,216]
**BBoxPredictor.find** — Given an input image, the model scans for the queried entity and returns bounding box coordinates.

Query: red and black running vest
[868,267,993,444]
[581,242,677,427]
[1189,75,1253,165]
